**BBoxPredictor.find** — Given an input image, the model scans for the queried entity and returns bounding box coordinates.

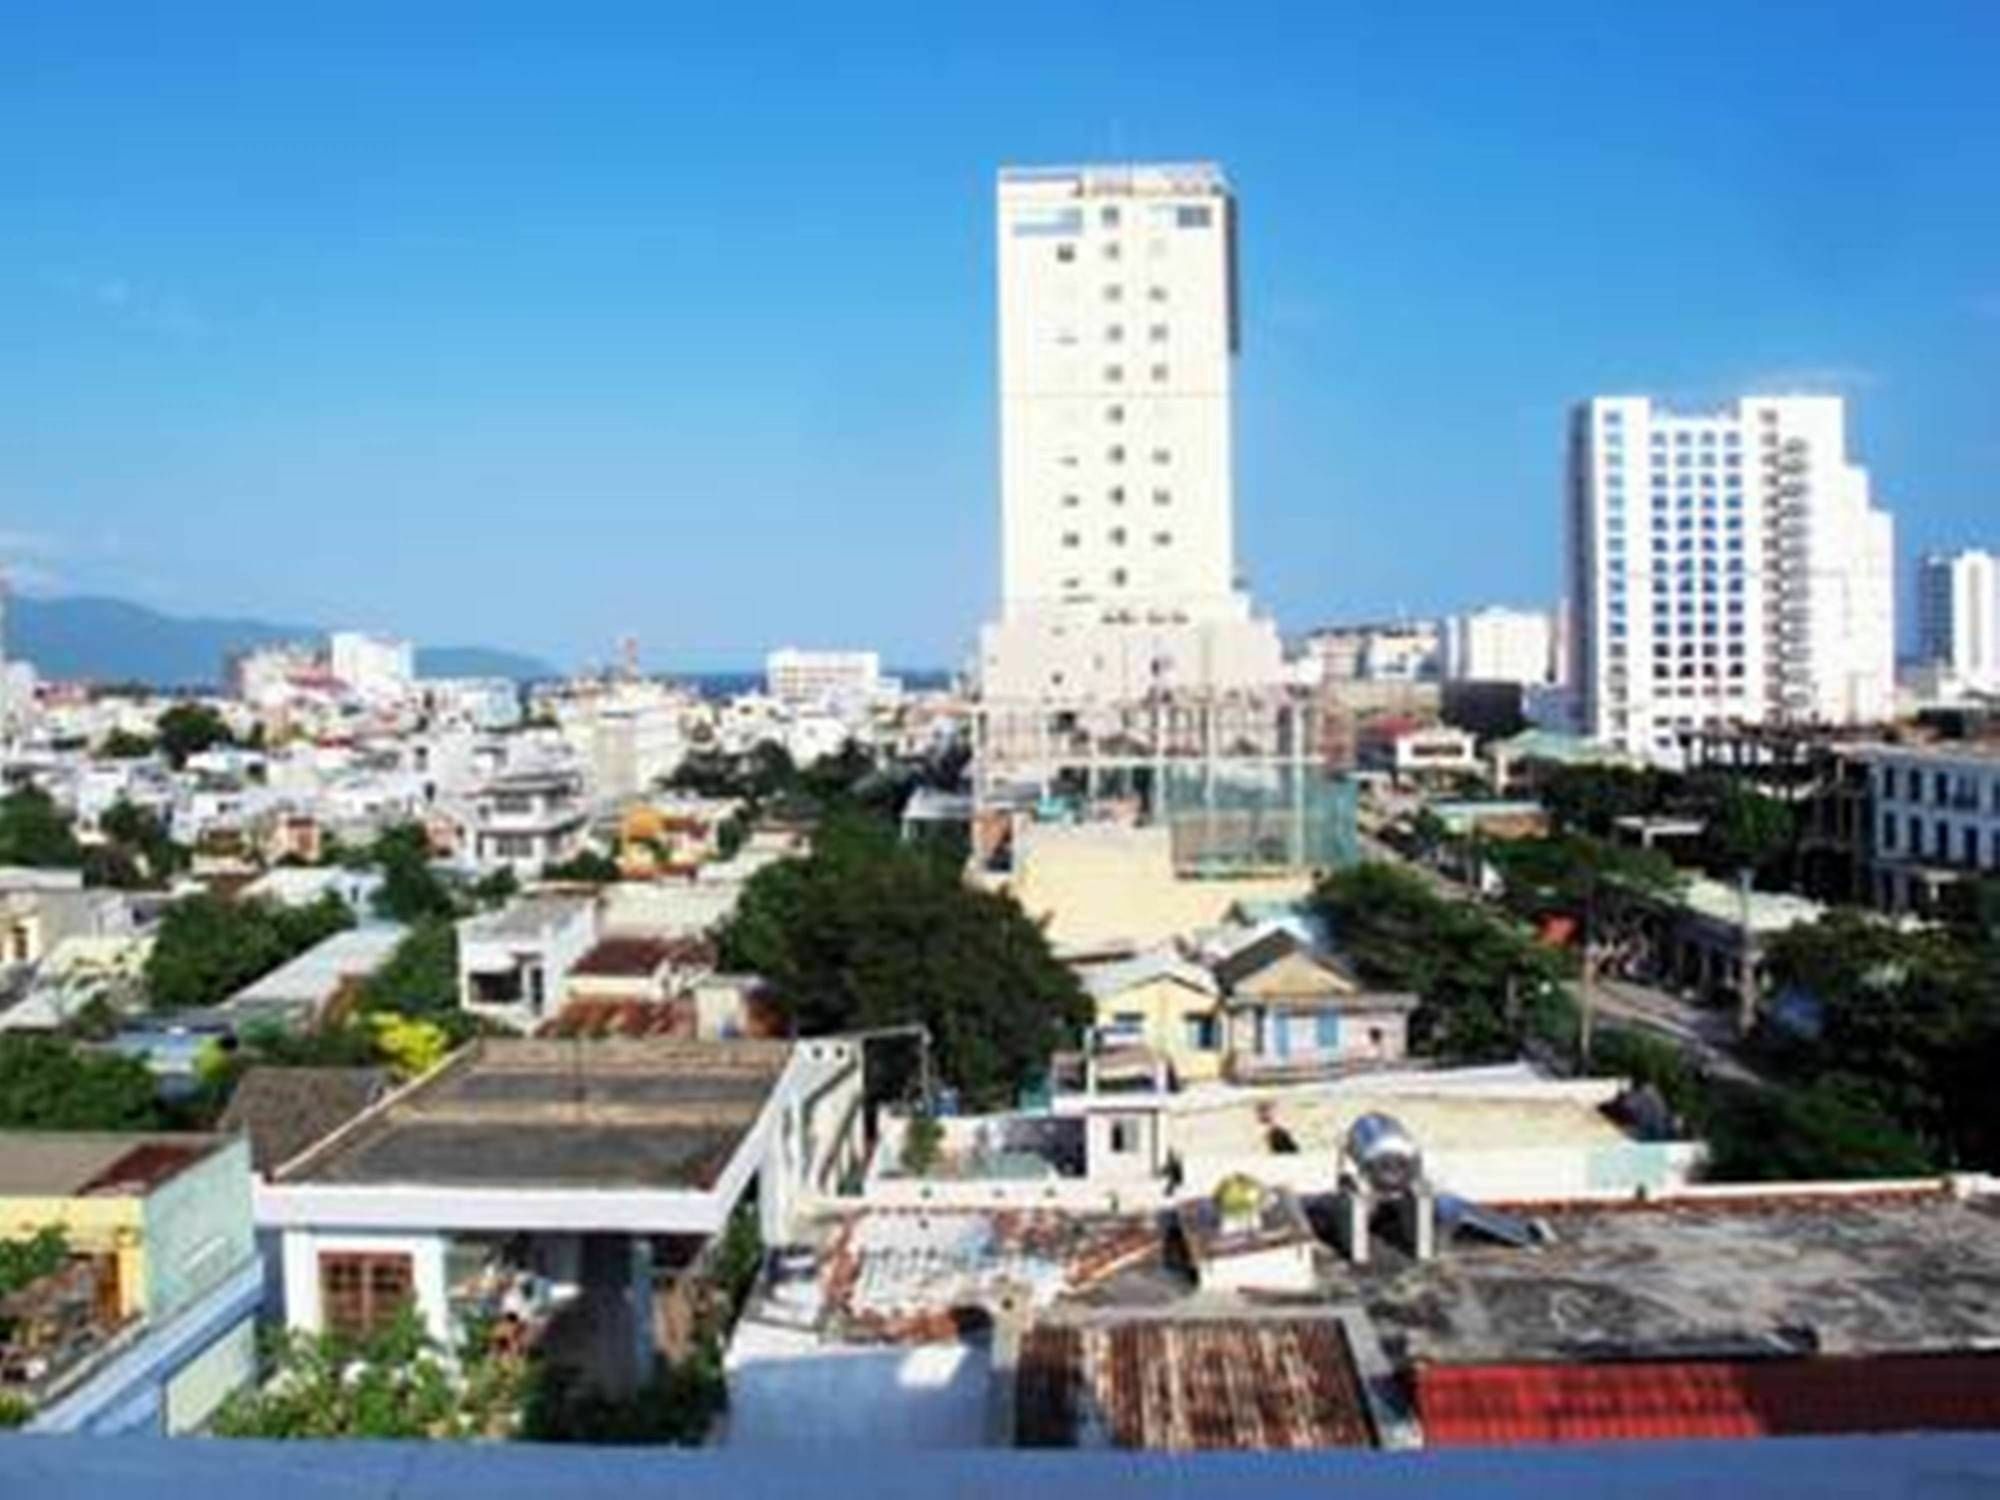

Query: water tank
[1347,1112,1423,1195]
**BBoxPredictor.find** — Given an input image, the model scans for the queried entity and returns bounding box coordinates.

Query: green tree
[96,729,158,760]
[1702,1078,1937,1181]
[0,1036,160,1130]
[1312,862,1571,1063]
[1538,763,1669,837]
[542,848,621,884]
[357,919,464,1027]
[154,702,236,769]
[718,810,1089,1108]
[367,823,457,922]
[211,1310,523,1440]
[90,799,187,888]
[0,786,84,868]
[1699,781,1797,884]
[145,891,355,1012]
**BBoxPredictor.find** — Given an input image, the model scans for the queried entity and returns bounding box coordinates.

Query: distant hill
[6,594,552,688]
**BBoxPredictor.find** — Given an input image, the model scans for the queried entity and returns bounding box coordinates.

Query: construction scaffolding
[972,686,1360,875]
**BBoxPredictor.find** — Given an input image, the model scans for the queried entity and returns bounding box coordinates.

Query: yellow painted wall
[0,1196,148,1320]
[1002,824,1311,953]
[1094,976,1224,1082]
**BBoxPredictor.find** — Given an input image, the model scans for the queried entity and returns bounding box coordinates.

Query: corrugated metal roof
[1018,1318,1376,1450]
[1415,1354,2000,1446]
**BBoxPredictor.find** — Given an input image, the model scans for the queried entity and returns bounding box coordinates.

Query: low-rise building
[220,924,408,1032]
[461,769,588,876]
[457,894,599,1032]
[1858,741,2000,913]
[258,1038,863,1389]
[0,1132,262,1435]
[1214,930,1416,1083]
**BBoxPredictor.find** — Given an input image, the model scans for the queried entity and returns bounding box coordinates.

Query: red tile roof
[570,935,713,978]
[1415,1354,2000,1446]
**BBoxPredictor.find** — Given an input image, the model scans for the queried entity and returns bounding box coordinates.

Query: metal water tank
[1347,1112,1423,1195]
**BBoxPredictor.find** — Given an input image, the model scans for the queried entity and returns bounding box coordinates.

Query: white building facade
[1916,549,1999,694]
[1567,395,1895,764]
[978,163,1281,701]
[1861,744,2000,913]
[764,648,881,707]
[1442,606,1555,685]
[329,632,416,702]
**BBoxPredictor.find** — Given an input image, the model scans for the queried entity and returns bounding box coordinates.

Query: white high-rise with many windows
[1916,549,1999,692]
[978,163,1281,700]
[1567,395,1894,762]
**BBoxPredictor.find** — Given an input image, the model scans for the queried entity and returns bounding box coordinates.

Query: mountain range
[3,594,553,687]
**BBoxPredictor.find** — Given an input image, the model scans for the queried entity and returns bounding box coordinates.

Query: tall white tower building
[1916,549,1999,692]
[1567,395,1895,762]
[978,163,1281,701]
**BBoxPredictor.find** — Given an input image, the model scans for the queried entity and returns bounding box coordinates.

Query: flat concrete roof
[1356,1191,2000,1365]
[462,894,595,943]
[1177,1091,1632,1159]
[0,1132,227,1199]
[278,1038,791,1192]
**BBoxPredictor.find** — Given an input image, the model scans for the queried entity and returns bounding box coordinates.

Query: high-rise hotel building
[1567,395,1894,762]
[1916,548,2000,693]
[978,163,1282,701]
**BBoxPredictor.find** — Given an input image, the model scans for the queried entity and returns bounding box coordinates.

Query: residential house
[220,924,408,1033]
[0,1133,262,1435]
[1214,930,1416,1083]
[1079,949,1224,1083]
[461,769,588,876]
[256,1038,864,1392]
[457,894,599,1032]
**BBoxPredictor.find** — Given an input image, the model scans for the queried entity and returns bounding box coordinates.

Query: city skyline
[5,2,1998,670]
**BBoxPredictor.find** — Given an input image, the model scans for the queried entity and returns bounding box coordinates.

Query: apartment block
[1567,396,1894,763]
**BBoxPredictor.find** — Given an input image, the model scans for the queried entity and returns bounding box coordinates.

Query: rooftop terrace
[1355,1189,2000,1366]
[278,1038,792,1192]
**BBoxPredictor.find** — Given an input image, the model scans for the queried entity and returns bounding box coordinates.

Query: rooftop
[216,1066,390,1175]
[1016,1315,1375,1450]
[1357,1190,2000,1367]
[462,894,596,943]
[571,935,711,978]
[277,1037,792,1192]
[0,1132,228,1199]
[225,923,406,1008]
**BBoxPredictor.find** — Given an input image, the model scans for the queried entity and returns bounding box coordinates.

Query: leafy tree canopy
[542,849,621,884]
[154,702,236,769]
[717,809,1088,1108]
[1310,862,1570,1063]
[0,1036,160,1130]
[211,1311,522,1440]
[0,786,84,869]
[365,823,457,923]
[145,890,355,1012]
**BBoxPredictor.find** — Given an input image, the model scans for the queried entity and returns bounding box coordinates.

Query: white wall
[279,1228,452,1345]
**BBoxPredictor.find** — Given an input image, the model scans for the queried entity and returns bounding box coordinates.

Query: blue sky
[4,2,1997,670]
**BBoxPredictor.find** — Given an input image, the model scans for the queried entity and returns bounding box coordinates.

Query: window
[1061,531,1079,547]
[1104,324,1124,342]
[1105,404,1124,424]
[1153,530,1172,546]
[1147,285,1167,303]
[1175,205,1212,228]
[1148,323,1168,343]
[1109,567,1128,586]
[1152,487,1171,505]
[319,1252,414,1339]
[1150,448,1170,465]
[1104,365,1123,383]
[1055,243,1075,263]
[1107,485,1126,505]
[1100,205,1120,228]
[1109,1118,1142,1153]
[1103,285,1123,303]
[1103,241,1121,261]
[1060,493,1079,508]
[1108,527,1127,545]
[1107,445,1126,463]
[1149,363,1169,382]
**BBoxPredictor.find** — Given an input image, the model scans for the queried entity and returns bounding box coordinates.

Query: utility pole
[1736,865,1759,1038]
